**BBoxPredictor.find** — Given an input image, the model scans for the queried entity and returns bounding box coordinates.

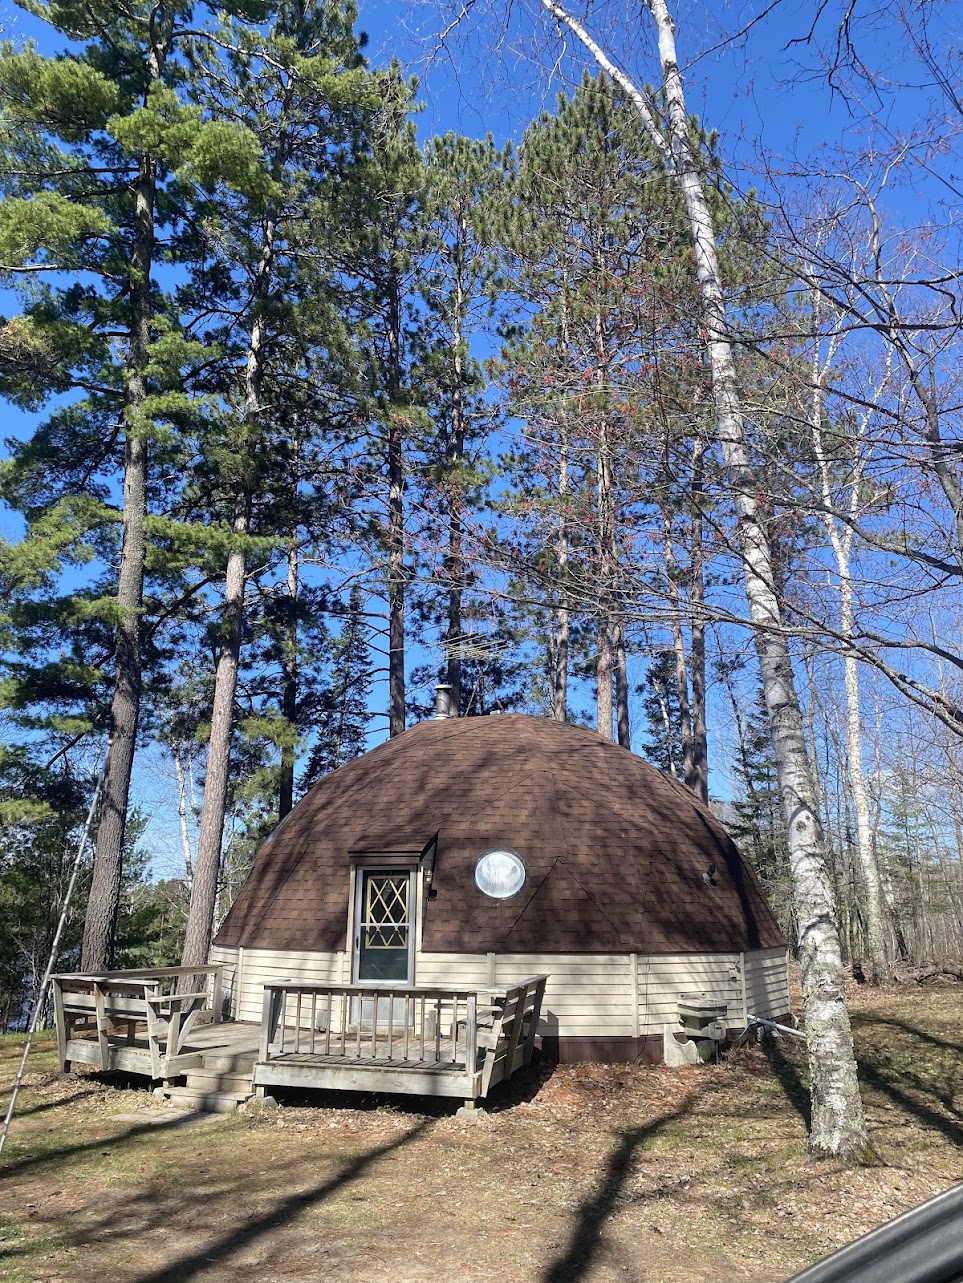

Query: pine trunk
[81,28,169,970]
[278,542,299,820]
[180,220,274,970]
[180,495,248,969]
[387,264,405,737]
[445,254,466,708]
[689,439,709,803]
[614,620,630,747]
[552,429,570,721]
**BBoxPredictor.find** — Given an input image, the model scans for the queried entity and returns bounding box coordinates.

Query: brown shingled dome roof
[215,713,785,955]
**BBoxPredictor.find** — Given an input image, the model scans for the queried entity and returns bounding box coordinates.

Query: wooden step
[185,1070,253,1094]
[197,1050,258,1075]
[165,1085,250,1113]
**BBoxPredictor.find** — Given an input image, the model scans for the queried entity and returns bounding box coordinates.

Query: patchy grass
[2,985,963,1283]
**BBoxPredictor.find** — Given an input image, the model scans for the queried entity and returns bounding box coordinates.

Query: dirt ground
[2,982,963,1283]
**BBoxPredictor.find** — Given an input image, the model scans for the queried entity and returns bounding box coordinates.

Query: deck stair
[163,1049,257,1113]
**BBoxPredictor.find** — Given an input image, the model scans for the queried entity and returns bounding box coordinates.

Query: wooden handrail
[52,965,223,1076]
[262,981,481,999]
[52,966,219,980]
[257,977,548,1082]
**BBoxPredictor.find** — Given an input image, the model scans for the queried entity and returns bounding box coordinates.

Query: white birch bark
[540,0,869,1156]
[809,307,890,984]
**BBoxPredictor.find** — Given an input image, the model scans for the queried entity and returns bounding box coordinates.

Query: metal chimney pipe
[433,684,455,719]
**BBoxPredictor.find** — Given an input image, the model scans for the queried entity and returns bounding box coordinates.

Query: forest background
[0,0,960,1108]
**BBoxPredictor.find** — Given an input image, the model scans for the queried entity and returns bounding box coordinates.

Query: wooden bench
[52,966,223,1081]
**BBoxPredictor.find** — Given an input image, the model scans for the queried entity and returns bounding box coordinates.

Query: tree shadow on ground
[118,1120,429,1283]
[538,1098,695,1283]
[853,1013,963,1058]
[852,1029,963,1148]
[3,1086,101,1119]
[755,1034,811,1130]
[2,1108,220,1180]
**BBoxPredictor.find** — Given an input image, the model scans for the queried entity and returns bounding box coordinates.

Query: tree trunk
[553,428,570,721]
[553,283,573,722]
[173,748,195,887]
[614,618,630,747]
[82,25,171,971]
[809,324,889,984]
[662,497,696,784]
[649,0,867,1157]
[387,264,406,736]
[445,242,466,709]
[689,438,709,803]
[540,0,869,1156]
[180,218,274,970]
[278,541,299,820]
[180,494,249,970]
[596,618,614,740]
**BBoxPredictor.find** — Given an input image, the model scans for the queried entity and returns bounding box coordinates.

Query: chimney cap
[433,683,456,719]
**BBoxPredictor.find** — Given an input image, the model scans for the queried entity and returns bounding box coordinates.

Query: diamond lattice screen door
[354,869,414,985]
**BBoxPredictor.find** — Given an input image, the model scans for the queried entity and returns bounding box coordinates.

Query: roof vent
[433,684,456,719]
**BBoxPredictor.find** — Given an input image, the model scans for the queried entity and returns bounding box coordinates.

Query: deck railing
[51,965,223,1078]
[258,984,479,1068]
[256,976,548,1101]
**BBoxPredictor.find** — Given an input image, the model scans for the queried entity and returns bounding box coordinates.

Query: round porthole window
[474,849,527,899]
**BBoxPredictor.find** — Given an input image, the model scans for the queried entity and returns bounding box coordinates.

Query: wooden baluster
[310,992,317,1055]
[450,995,458,1063]
[420,995,426,1063]
[387,992,394,1061]
[324,992,332,1056]
[466,992,477,1072]
[339,991,347,1057]
[295,991,302,1054]
[355,992,363,1059]
[434,996,441,1064]
[403,994,410,1062]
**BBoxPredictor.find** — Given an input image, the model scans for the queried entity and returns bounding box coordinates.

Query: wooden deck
[53,969,548,1108]
[61,1019,261,1078]
[253,977,547,1104]
[52,968,242,1081]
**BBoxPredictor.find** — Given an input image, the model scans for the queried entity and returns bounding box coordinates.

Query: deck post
[259,986,280,1063]
[502,986,526,1077]
[52,978,68,1071]
[210,966,223,1024]
[93,982,110,1070]
[521,979,545,1067]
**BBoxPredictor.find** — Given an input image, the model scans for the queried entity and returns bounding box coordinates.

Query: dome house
[212,710,788,1065]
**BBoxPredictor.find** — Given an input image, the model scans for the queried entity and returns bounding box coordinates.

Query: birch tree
[534,0,869,1156]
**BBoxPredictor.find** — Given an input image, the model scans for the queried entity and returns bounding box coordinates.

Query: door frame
[350,865,417,988]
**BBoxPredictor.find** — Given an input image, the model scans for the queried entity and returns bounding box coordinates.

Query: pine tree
[414,133,503,710]
[305,585,372,782]
[0,0,269,969]
[173,0,379,970]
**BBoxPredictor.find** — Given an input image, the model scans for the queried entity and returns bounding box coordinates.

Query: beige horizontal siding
[744,947,790,1018]
[636,953,742,1035]
[210,946,345,1023]
[496,953,635,1037]
[209,942,788,1047]
[414,954,490,988]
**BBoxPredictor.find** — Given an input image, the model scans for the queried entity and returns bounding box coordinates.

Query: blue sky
[1,0,958,866]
